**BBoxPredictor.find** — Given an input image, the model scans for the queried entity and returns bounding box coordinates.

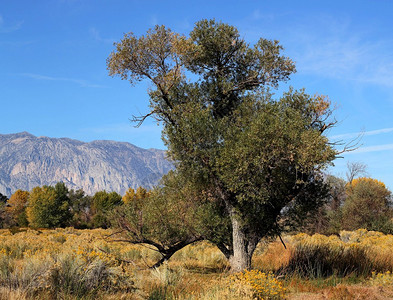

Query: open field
[0,228,392,299]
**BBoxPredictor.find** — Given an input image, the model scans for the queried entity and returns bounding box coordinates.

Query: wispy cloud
[89,27,114,44]
[20,73,107,88]
[331,127,393,140]
[349,143,393,154]
[283,14,393,88]
[0,15,23,33]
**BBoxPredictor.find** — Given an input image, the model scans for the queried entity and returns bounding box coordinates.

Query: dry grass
[0,228,392,299]
[253,240,292,272]
[288,285,393,300]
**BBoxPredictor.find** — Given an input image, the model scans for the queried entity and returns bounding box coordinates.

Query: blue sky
[1,0,393,189]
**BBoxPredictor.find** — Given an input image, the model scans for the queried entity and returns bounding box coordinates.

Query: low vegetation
[0,228,391,299]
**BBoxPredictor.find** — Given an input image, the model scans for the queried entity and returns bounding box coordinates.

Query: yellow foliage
[6,189,29,225]
[369,271,393,286]
[230,269,287,299]
[349,177,386,189]
[122,187,136,204]
[122,186,150,206]
[313,94,331,117]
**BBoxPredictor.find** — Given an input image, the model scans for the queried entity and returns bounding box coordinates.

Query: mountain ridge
[0,132,173,197]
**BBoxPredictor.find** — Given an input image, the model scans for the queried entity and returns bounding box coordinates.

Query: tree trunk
[228,209,259,272]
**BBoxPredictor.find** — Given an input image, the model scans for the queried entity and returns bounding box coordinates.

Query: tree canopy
[91,190,122,228]
[342,177,392,232]
[107,19,337,271]
[26,182,71,228]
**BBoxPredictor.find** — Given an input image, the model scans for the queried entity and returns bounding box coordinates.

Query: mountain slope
[0,132,173,196]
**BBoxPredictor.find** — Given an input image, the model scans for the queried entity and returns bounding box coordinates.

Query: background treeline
[298,167,393,235]
[0,169,392,234]
[0,182,149,229]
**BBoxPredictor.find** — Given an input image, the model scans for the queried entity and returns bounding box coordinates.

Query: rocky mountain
[0,132,173,197]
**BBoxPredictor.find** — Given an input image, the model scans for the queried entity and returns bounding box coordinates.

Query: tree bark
[228,208,259,272]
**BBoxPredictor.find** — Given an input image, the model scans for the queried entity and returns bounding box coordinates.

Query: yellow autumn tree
[342,177,392,232]
[6,189,29,227]
[122,187,149,208]
[122,188,136,205]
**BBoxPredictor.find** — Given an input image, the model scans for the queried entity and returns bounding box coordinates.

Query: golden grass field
[0,228,392,299]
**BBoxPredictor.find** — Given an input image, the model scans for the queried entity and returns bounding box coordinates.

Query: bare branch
[278,234,287,249]
[346,161,368,183]
[334,132,363,157]
[130,111,157,128]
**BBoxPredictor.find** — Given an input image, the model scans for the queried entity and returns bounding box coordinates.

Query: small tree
[112,173,203,267]
[342,177,392,232]
[6,189,29,227]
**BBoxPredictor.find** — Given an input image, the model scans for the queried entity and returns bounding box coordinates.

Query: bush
[369,271,393,286]
[230,270,287,300]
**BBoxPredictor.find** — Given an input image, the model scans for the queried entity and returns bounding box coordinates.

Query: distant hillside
[0,132,173,196]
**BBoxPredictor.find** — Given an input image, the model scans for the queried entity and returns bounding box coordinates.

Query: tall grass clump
[282,230,393,278]
[43,251,133,298]
[172,241,228,272]
[283,242,374,277]
[141,263,184,300]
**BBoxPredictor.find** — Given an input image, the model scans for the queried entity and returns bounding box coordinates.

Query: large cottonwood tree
[27,182,71,228]
[107,19,337,271]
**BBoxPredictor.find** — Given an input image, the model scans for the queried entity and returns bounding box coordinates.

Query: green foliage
[292,175,347,235]
[26,182,71,228]
[112,177,202,265]
[93,190,122,211]
[68,189,93,229]
[91,190,122,228]
[108,19,337,271]
[54,182,72,226]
